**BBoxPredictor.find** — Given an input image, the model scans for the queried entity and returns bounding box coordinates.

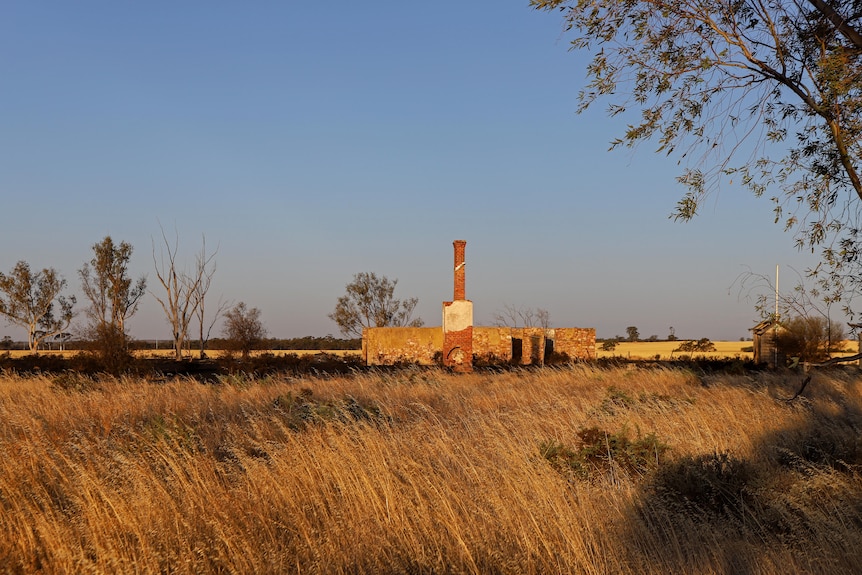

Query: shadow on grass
[0,351,366,380]
[618,370,862,574]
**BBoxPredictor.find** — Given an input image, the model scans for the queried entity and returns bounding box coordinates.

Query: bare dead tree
[492,303,520,328]
[151,227,218,361]
[535,308,551,330]
[492,303,552,329]
[190,238,227,359]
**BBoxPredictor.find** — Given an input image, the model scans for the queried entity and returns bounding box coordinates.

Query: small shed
[751,319,786,367]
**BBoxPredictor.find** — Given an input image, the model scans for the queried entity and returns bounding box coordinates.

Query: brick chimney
[443,240,473,372]
[453,240,466,301]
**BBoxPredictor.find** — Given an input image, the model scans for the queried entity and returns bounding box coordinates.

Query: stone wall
[363,327,442,365]
[472,326,595,363]
[552,327,596,360]
[364,325,595,366]
[472,327,512,362]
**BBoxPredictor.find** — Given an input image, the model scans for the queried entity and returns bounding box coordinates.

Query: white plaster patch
[443,300,473,332]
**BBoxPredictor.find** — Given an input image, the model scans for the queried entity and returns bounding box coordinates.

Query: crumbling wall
[472,327,596,364]
[519,328,547,364]
[553,327,596,360]
[363,325,596,366]
[363,327,442,365]
[472,327,513,362]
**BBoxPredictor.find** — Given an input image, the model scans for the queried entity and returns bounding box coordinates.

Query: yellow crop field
[597,340,750,360]
[5,340,859,364]
[2,366,861,573]
[597,340,859,360]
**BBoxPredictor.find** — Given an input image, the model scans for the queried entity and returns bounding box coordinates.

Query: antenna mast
[775,264,779,321]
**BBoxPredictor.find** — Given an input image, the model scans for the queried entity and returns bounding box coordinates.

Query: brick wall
[442,325,473,371]
[442,300,473,371]
[453,240,466,301]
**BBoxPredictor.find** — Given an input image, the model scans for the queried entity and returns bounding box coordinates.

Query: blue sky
[0,2,822,342]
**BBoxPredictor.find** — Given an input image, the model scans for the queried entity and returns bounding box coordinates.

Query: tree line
[0,232,263,369]
[0,233,410,369]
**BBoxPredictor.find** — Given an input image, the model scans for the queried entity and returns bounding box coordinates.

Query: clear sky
[0,2,824,343]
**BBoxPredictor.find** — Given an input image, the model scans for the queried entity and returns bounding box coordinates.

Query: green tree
[532,0,862,304]
[329,272,423,338]
[79,236,147,370]
[626,326,640,342]
[222,302,266,359]
[674,338,718,353]
[0,261,75,351]
[776,315,845,363]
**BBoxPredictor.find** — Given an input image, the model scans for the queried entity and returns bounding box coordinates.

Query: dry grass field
[2,365,862,573]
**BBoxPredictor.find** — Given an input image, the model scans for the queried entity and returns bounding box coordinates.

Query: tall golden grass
[1,366,861,573]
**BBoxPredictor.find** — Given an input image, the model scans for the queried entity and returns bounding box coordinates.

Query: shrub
[775,315,845,363]
[272,389,388,430]
[651,451,755,518]
[50,371,101,394]
[85,324,134,375]
[222,302,267,359]
[674,338,716,353]
[598,386,637,415]
[541,425,669,480]
[600,340,618,351]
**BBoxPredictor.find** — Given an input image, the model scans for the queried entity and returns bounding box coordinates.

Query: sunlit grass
[1,365,861,573]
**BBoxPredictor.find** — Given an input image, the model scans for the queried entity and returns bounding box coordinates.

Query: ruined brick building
[362,241,596,370]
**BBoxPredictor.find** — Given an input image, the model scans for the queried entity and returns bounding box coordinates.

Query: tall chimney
[453,240,466,301]
[443,239,472,372]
